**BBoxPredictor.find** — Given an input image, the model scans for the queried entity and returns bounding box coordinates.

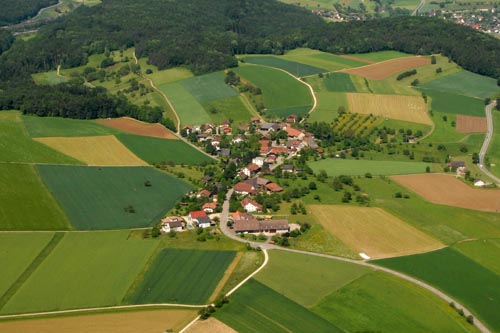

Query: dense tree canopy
[0,0,58,26]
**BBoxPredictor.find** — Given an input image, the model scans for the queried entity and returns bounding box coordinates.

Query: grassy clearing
[0,233,54,299]
[375,248,500,332]
[32,71,68,85]
[235,64,312,118]
[0,111,80,164]
[309,158,438,176]
[313,271,477,333]
[35,135,147,166]
[0,164,71,230]
[347,51,412,62]
[180,72,237,103]
[23,116,120,137]
[1,231,157,315]
[424,89,486,117]
[117,134,213,165]
[324,72,357,92]
[308,92,348,122]
[37,165,192,230]
[243,56,326,77]
[424,112,469,143]
[215,279,343,333]
[130,249,236,305]
[159,83,211,125]
[202,95,254,125]
[422,70,500,99]
[255,250,371,307]
[455,239,500,275]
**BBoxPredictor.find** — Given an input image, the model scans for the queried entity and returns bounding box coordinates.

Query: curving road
[478,102,500,184]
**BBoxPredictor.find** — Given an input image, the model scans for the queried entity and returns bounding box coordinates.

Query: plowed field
[456,115,487,133]
[97,117,177,139]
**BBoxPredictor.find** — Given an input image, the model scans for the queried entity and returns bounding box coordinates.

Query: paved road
[478,102,500,184]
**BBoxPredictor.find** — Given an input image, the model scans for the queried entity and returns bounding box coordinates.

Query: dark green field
[374,248,500,332]
[424,89,485,117]
[36,165,192,230]
[23,116,120,137]
[243,56,326,77]
[131,249,236,304]
[180,72,237,103]
[422,70,500,99]
[324,73,357,92]
[117,134,214,165]
[215,279,343,333]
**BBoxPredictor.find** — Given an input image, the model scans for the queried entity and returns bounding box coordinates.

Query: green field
[424,89,486,117]
[202,95,254,125]
[255,250,371,307]
[282,48,367,72]
[180,72,237,103]
[234,65,313,118]
[131,249,235,304]
[243,56,327,77]
[215,279,343,333]
[144,64,194,86]
[0,164,71,230]
[422,71,500,99]
[485,112,500,178]
[117,134,213,165]
[1,231,157,314]
[308,92,348,122]
[159,83,212,125]
[309,158,438,176]
[324,72,357,92]
[313,271,475,333]
[32,71,68,85]
[23,116,121,137]
[36,165,192,230]
[0,233,54,298]
[0,111,80,164]
[455,239,500,275]
[348,51,411,62]
[375,248,500,332]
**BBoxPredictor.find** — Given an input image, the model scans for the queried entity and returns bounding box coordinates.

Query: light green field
[348,51,411,62]
[0,111,80,164]
[32,71,68,85]
[309,158,439,176]
[485,112,500,178]
[180,72,237,103]
[1,231,157,315]
[308,92,348,122]
[313,271,476,333]
[243,55,327,77]
[23,116,121,137]
[324,72,356,92]
[424,89,486,117]
[423,112,469,143]
[144,64,194,86]
[255,250,372,307]
[159,83,211,125]
[455,239,500,275]
[392,0,421,9]
[0,164,71,230]
[422,70,500,99]
[282,49,366,72]
[202,95,254,125]
[0,233,54,298]
[234,64,313,118]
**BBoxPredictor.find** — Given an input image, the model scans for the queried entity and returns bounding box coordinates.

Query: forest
[0,0,58,26]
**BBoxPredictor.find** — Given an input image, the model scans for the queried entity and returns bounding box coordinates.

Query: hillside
[0,0,58,26]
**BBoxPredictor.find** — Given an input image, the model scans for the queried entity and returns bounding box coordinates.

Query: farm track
[479,102,500,184]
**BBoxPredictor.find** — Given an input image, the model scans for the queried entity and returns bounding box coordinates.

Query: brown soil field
[35,135,148,166]
[339,54,374,64]
[0,309,197,333]
[309,205,443,259]
[97,117,177,139]
[342,56,430,80]
[392,173,500,212]
[346,93,432,125]
[456,115,487,133]
[186,317,238,333]
[208,252,242,302]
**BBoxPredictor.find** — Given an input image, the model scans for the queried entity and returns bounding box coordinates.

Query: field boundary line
[179,315,201,333]
[225,249,269,297]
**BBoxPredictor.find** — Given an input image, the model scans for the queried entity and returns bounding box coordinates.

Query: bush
[396,69,417,80]
[466,315,474,324]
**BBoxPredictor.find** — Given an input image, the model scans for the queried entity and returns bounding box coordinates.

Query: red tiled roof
[246,163,260,171]
[190,210,208,219]
[266,183,284,192]
[285,126,303,138]
[234,182,255,193]
[241,197,262,210]
[268,147,288,155]
[202,202,217,210]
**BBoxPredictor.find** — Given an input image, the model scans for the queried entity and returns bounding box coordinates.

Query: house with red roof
[202,202,217,213]
[188,210,211,228]
[266,182,284,193]
[234,182,256,195]
[242,163,260,177]
[241,197,263,213]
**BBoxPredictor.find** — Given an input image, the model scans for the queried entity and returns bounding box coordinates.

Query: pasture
[242,56,326,77]
[455,239,500,275]
[281,49,367,71]
[1,231,157,314]
[486,112,500,178]
[234,65,313,118]
[374,248,500,332]
[347,50,411,62]
[36,165,192,230]
[255,250,372,307]
[346,93,432,125]
[0,164,70,230]
[145,65,194,86]
[324,72,357,92]
[391,173,500,212]
[32,71,68,85]
[159,83,212,125]
[35,135,147,166]
[0,309,197,333]
[202,95,254,125]
[131,249,236,305]
[23,115,120,137]
[309,158,437,176]
[97,118,177,139]
[313,271,475,333]
[0,111,80,164]
[421,70,500,99]
[309,205,444,259]
[425,89,486,117]
[344,56,430,80]
[117,134,213,165]
[215,279,343,333]
[308,92,348,122]
[180,72,237,103]
[0,233,53,298]
[456,115,487,133]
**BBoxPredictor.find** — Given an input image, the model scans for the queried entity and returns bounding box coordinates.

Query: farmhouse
[161,216,185,233]
[202,202,217,213]
[188,210,212,228]
[252,157,265,167]
[284,126,305,140]
[286,114,298,123]
[196,189,212,198]
[232,211,253,221]
[260,122,281,132]
[234,182,256,195]
[448,161,466,169]
[282,164,295,173]
[266,182,284,193]
[241,197,263,212]
[242,163,261,177]
[234,218,289,234]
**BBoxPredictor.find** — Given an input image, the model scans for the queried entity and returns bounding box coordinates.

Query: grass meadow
[215,279,343,333]
[159,83,212,125]
[23,116,121,137]
[0,164,71,230]
[36,165,192,230]
[347,50,411,62]
[130,249,236,305]
[422,70,500,99]
[455,239,500,276]
[180,72,237,103]
[282,48,367,71]
[202,95,254,125]
[0,231,157,315]
[424,89,486,117]
[374,248,500,332]
[308,92,348,122]
[243,55,326,77]
[31,71,68,85]
[324,72,357,92]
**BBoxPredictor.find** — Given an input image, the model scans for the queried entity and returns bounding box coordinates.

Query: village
[424,7,500,35]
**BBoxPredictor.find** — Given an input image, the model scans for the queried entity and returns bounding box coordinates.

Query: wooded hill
[0,0,58,26]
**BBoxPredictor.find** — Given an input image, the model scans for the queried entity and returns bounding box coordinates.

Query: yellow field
[346,93,432,125]
[309,205,444,259]
[0,309,197,333]
[35,135,148,166]
[186,317,238,333]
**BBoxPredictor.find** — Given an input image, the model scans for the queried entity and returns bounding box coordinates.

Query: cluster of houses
[447,160,488,187]
[160,210,214,233]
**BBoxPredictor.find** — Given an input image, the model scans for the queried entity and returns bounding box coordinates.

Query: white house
[252,157,265,168]
[161,216,184,233]
[474,180,486,187]
[241,197,262,213]
[188,210,212,228]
